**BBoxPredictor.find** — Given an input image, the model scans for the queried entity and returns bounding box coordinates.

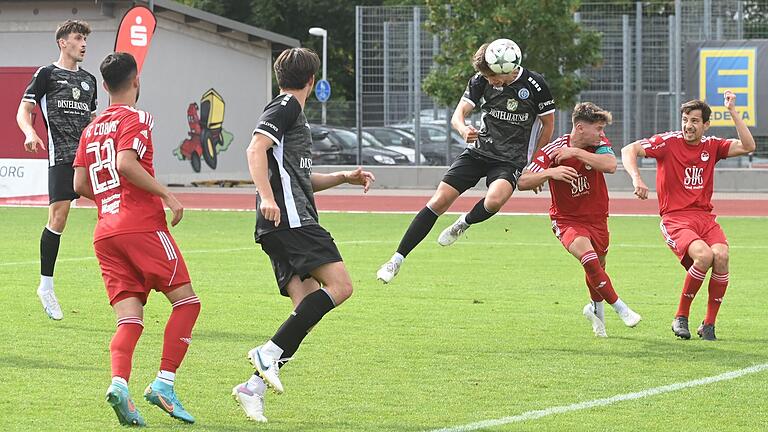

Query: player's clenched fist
[259,197,281,227]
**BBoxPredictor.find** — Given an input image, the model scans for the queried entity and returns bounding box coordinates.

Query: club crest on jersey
[507,98,518,111]
[72,87,81,100]
[81,81,90,91]
[585,164,593,170]
[517,88,530,100]
[701,151,710,162]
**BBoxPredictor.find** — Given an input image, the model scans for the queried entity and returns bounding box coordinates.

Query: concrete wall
[0,1,273,184]
[312,165,768,193]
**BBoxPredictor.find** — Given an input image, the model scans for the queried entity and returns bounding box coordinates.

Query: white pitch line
[429,362,768,432]
[3,241,768,268]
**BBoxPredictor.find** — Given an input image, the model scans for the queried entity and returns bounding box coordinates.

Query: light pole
[309,27,327,125]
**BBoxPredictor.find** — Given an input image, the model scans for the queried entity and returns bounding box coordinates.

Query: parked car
[393,123,467,165]
[360,130,425,164]
[310,125,410,165]
[365,125,466,165]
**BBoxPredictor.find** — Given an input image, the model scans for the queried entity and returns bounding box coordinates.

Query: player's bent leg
[569,237,641,328]
[37,200,72,320]
[436,182,477,247]
[143,283,199,424]
[674,240,712,338]
[699,243,729,340]
[107,295,145,426]
[379,182,461,282]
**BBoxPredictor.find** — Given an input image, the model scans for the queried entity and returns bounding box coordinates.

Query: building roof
[147,0,300,50]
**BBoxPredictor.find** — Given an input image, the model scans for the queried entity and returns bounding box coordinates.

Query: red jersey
[641,131,731,215]
[527,134,612,220]
[73,104,167,241]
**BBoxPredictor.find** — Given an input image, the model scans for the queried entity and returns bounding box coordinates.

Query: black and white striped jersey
[22,64,98,167]
[461,68,554,168]
[253,93,318,241]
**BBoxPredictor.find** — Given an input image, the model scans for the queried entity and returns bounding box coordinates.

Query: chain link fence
[353,1,766,166]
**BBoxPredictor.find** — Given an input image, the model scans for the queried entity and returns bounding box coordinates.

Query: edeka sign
[687,41,768,135]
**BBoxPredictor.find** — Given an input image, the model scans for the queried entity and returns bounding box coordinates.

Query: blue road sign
[315,79,331,103]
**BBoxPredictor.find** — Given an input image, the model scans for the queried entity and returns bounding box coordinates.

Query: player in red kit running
[518,102,642,337]
[621,91,755,341]
[73,52,200,425]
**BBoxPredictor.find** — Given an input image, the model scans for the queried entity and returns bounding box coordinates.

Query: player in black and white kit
[231,48,375,423]
[16,20,98,320]
[377,39,555,283]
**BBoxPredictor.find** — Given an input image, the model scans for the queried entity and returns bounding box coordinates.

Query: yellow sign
[699,48,755,127]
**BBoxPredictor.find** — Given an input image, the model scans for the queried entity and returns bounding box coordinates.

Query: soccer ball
[484,39,522,74]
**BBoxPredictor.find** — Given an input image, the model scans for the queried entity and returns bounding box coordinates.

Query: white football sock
[157,370,175,386]
[611,299,628,315]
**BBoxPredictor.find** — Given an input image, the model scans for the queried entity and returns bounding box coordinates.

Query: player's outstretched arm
[16,101,45,153]
[116,150,184,226]
[73,167,94,201]
[723,90,756,157]
[620,142,648,200]
[311,167,375,193]
[518,166,578,191]
[247,133,280,227]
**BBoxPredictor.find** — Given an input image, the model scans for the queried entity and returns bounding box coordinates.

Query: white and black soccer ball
[484,39,522,74]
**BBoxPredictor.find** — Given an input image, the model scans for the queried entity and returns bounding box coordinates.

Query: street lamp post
[309,27,327,125]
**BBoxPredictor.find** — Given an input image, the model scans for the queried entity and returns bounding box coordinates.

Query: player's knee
[694,248,714,268]
[483,196,505,212]
[712,248,729,267]
[332,281,353,304]
[48,216,67,232]
[426,197,449,215]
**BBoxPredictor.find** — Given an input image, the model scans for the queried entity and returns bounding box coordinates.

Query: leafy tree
[422,0,602,109]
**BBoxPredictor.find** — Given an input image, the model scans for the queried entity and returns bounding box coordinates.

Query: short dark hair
[55,20,91,42]
[273,48,320,90]
[100,52,137,92]
[472,43,496,77]
[680,99,711,123]
[572,102,613,125]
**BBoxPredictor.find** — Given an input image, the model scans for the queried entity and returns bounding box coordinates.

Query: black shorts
[48,163,79,204]
[441,149,523,194]
[258,225,343,296]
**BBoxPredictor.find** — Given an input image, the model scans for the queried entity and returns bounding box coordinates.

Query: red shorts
[94,230,191,305]
[660,211,728,269]
[551,218,610,255]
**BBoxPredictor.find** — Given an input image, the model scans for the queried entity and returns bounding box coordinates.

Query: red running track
[3,193,768,216]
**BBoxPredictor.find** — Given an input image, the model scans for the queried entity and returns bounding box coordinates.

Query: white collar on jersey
[53,61,80,72]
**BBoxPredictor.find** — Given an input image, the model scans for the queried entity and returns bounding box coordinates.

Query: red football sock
[676,265,707,318]
[110,317,144,382]
[585,275,604,302]
[160,296,201,373]
[704,272,728,325]
[580,251,618,304]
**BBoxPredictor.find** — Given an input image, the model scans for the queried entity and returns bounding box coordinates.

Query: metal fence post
[622,15,631,148]
[355,6,362,165]
[737,0,744,39]
[634,2,643,143]
[413,7,422,166]
[668,15,675,130]
[383,21,390,126]
[674,0,681,118]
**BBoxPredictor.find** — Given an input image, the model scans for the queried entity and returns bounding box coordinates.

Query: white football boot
[438,215,470,246]
[37,286,63,320]
[248,346,284,394]
[376,259,401,284]
[583,303,607,337]
[232,382,267,422]
[618,308,642,328]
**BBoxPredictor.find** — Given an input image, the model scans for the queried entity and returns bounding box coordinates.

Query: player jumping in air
[376,39,555,284]
[621,91,755,341]
[74,52,200,425]
[518,102,642,337]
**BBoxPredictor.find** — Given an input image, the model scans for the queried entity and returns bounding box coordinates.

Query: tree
[422,0,602,109]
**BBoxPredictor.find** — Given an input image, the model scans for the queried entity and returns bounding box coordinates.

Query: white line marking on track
[428,363,768,432]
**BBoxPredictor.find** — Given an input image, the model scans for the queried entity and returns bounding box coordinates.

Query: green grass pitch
[1,207,767,431]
